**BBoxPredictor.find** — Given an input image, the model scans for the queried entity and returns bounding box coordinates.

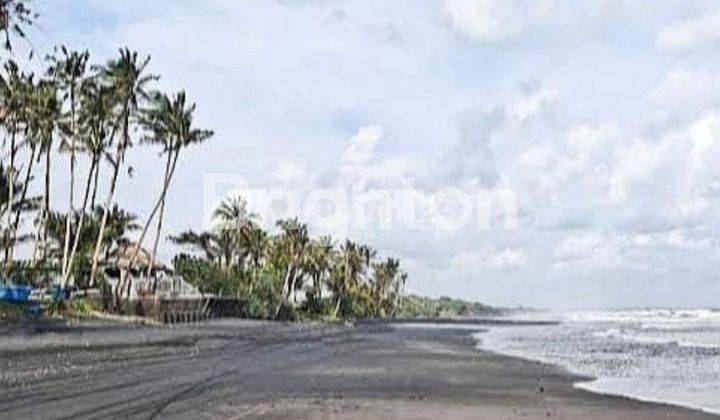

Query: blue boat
[0,285,33,303]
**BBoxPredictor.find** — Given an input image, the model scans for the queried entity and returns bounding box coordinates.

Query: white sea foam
[474,309,720,415]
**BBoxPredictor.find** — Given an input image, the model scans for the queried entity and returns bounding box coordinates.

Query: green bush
[69,298,95,317]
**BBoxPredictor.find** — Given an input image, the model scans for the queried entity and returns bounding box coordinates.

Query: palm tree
[306,235,334,306]
[89,48,155,287]
[9,74,49,259]
[46,47,90,284]
[370,258,406,317]
[63,78,113,283]
[329,240,376,318]
[31,81,61,265]
[270,217,310,317]
[46,205,139,287]
[212,196,258,271]
[169,230,217,261]
[128,91,213,275]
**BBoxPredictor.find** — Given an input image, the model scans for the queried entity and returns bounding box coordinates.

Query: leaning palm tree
[89,48,155,287]
[46,47,89,284]
[63,78,113,284]
[127,90,213,275]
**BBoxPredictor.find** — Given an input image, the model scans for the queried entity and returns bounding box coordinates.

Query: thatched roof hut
[102,243,168,276]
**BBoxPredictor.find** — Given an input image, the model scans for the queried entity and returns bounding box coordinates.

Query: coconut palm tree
[9,74,49,258]
[46,47,90,283]
[370,257,405,317]
[89,48,155,287]
[169,230,217,260]
[46,205,138,286]
[30,80,61,265]
[269,218,310,317]
[328,240,376,318]
[63,78,113,283]
[306,235,334,307]
[128,90,213,275]
[212,196,258,271]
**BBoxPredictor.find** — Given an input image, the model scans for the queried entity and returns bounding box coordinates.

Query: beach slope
[0,320,715,419]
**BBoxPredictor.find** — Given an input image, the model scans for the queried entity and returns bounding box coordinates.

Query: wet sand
[0,319,716,419]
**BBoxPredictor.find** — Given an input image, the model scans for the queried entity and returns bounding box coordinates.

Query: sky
[20,0,720,309]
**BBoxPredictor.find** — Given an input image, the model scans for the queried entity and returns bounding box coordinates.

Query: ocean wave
[473,309,720,415]
[591,328,720,349]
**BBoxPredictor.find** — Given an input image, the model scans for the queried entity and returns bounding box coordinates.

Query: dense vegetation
[396,295,505,318]
[171,197,408,320]
[0,1,413,320]
[0,39,210,289]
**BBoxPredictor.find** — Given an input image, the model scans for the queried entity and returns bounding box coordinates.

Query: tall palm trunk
[314,273,322,302]
[146,195,166,275]
[42,142,51,260]
[61,89,77,284]
[333,252,350,318]
[129,147,180,271]
[4,129,17,265]
[33,141,52,264]
[63,156,98,286]
[90,155,100,208]
[274,263,295,319]
[89,114,129,287]
[146,152,173,277]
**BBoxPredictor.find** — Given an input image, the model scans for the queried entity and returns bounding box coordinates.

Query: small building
[102,243,203,300]
[102,243,170,279]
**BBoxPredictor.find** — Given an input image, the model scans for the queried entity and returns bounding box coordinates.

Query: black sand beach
[0,319,716,419]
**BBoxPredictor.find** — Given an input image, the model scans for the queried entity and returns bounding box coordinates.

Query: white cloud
[552,231,627,270]
[651,68,720,124]
[442,0,553,43]
[511,85,559,123]
[653,69,715,105]
[274,161,307,184]
[453,246,526,269]
[656,9,720,53]
[342,125,383,164]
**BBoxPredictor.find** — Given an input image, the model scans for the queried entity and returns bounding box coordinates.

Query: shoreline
[573,380,720,418]
[468,322,720,418]
[473,334,720,418]
[0,318,717,419]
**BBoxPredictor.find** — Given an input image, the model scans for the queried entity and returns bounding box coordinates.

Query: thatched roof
[102,243,167,272]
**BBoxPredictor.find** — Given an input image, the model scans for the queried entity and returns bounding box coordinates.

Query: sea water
[473,309,720,415]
